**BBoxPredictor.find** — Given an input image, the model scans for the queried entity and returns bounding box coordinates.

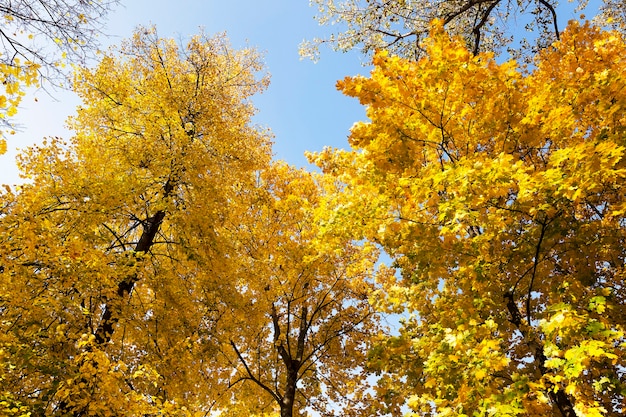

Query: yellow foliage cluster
[311,20,626,416]
[0,27,381,417]
[3,8,626,417]
[0,59,39,154]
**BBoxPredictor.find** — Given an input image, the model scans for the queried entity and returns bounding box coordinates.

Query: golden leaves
[0,27,276,416]
[0,24,384,416]
[316,20,626,416]
[214,162,381,416]
[0,59,39,150]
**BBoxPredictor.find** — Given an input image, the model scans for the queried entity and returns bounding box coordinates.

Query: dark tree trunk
[94,209,166,344]
[94,178,173,345]
[280,367,298,417]
[59,181,173,416]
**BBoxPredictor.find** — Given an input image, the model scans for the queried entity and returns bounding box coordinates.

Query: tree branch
[230,340,281,403]
[472,0,501,54]
[526,219,547,325]
[93,179,174,345]
[537,0,560,40]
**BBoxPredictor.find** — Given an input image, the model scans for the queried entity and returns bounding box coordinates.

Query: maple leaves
[1,6,626,417]
[0,61,39,153]
[312,20,626,416]
[0,27,273,415]
[0,26,380,417]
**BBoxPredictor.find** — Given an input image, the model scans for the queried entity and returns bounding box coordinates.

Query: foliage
[0,25,382,417]
[216,162,383,417]
[0,27,272,415]
[0,0,119,153]
[0,60,38,153]
[310,20,626,416]
[302,0,626,62]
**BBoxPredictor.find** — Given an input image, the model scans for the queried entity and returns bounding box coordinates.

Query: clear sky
[0,0,369,185]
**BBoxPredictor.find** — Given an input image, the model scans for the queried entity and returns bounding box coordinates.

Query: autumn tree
[213,162,383,417]
[310,21,626,416]
[302,0,625,61]
[0,26,272,415]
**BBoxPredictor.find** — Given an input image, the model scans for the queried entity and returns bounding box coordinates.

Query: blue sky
[0,0,368,185]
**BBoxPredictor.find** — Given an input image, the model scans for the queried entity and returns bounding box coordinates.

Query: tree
[0,0,119,149]
[214,162,383,417]
[310,20,626,416]
[0,26,272,415]
[302,0,626,62]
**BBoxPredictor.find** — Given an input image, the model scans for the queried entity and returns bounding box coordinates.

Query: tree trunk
[94,178,173,344]
[93,209,166,344]
[280,367,298,417]
[59,181,173,415]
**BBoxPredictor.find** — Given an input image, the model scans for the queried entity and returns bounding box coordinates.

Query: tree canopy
[1,0,120,79]
[3,2,626,417]
[0,26,382,417]
[215,162,382,417]
[302,0,626,61]
[0,26,272,415]
[310,20,626,416]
